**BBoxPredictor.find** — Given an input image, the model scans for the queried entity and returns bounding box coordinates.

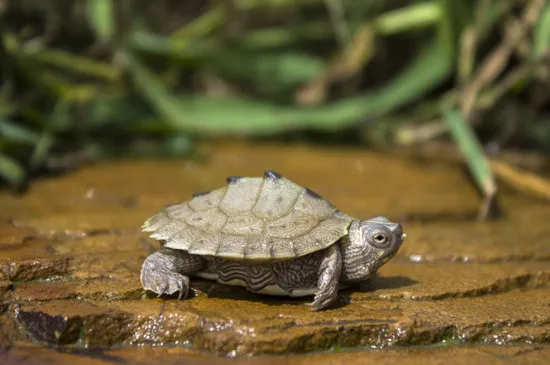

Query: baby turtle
[141,170,405,310]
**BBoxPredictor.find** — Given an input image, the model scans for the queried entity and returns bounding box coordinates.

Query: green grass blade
[170,7,223,39]
[85,0,115,42]
[214,51,326,87]
[240,22,331,49]
[0,152,25,186]
[534,2,550,57]
[442,107,497,219]
[0,119,39,145]
[18,46,120,81]
[374,1,441,34]
[130,31,212,59]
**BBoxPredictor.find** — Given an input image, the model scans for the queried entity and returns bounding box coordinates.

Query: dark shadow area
[334,275,418,309]
[355,275,418,292]
[150,279,351,309]
[149,275,417,311]
[192,280,310,307]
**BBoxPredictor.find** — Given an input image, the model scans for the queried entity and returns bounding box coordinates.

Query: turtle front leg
[140,248,204,299]
[307,245,342,311]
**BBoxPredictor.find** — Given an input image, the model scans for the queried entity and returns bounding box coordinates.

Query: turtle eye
[371,231,389,247]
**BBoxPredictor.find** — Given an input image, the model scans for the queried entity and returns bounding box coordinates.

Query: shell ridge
[250,173,303,220]
[249,175,268,219]
[290,189,306,216]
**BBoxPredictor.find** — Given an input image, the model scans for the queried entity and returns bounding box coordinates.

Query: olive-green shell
[142,170,353,261]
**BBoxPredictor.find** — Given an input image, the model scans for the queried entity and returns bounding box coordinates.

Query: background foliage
[1,0,549,202]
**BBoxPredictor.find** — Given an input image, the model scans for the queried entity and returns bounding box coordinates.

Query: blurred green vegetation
[1,0,549,199]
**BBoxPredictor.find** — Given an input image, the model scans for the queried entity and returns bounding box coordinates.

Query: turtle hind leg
[307,245,342,311]
[140,248,204,299]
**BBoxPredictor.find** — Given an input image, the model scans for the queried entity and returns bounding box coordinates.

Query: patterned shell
[142,170,353,261]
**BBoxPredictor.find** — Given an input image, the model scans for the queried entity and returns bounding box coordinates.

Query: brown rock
[0,142,549,360]
[361,261,550,300]
[0,257,70,282]
[10,287,549,355]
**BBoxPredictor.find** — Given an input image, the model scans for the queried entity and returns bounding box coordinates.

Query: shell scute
[186,231,221,255]
[150,219,187,241]
[291,235,315,257]
[221,212,263,236]
[270,239,296,259]
[164,204,194,219]
[219,178,263,216]
[293,190,337,219]
[142,211,170,232]
[163,226,201,250]
[244,237,274,259]
[216,235,248,258]
[306,217,351,250]
[188,188,226,212]
[264,213,319,239]
[185,208,228,233]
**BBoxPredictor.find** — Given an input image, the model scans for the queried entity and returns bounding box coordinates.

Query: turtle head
[340,217,405,282]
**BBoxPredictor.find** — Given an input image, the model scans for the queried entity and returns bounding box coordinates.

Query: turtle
[140,170,406,310]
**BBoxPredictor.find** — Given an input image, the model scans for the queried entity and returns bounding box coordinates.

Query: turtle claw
[307,284,338,310]
[141,268,190,300]
[307,290,337,311]
[177,275,190,300]
[177,280,183,300]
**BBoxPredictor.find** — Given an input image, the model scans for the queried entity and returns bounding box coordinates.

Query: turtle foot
[140,250,190,299]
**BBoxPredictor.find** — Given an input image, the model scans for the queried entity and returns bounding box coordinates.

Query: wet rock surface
[1,142,549,364]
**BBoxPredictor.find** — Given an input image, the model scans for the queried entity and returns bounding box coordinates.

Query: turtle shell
[142,170,353,261]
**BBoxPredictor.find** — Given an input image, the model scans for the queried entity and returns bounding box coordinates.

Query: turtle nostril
[393,224,403,237]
